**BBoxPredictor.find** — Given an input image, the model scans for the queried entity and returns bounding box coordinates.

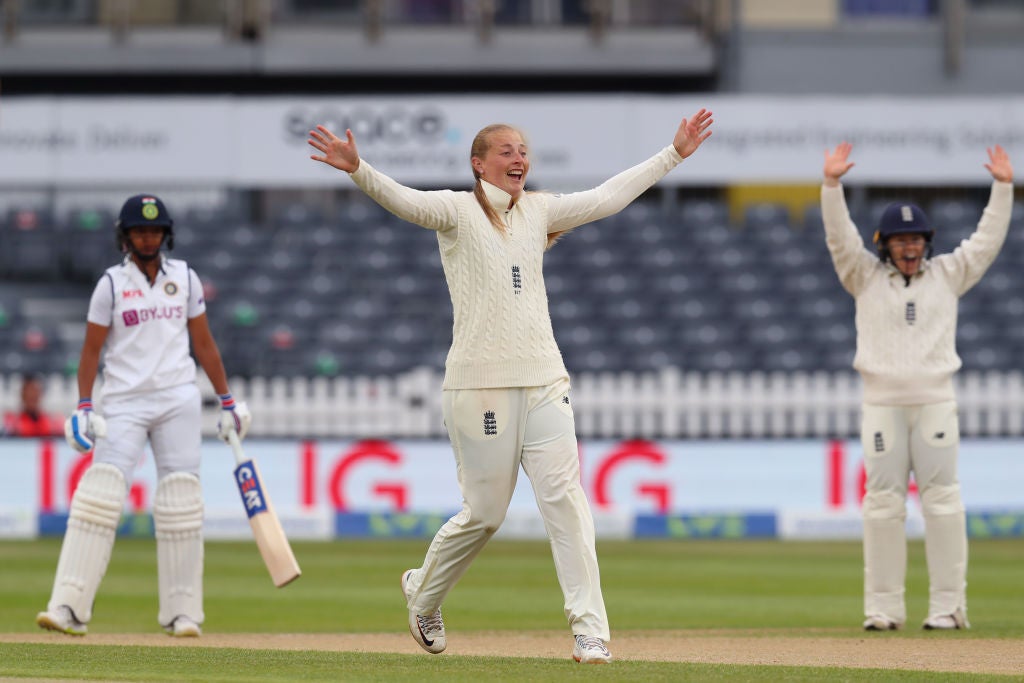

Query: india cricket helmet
[873,202,933,261]
[116,194,174,251]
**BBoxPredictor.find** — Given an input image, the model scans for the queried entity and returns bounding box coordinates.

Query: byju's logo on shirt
[122,306,185,326]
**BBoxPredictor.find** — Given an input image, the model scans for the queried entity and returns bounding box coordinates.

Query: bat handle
[226,430,246,465]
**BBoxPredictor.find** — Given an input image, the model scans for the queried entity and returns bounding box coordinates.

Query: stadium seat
[63,207,117,282]
[688,223,739,252]
[272,202,325,229]
[758,346,824,373]
[2,207,60,281]
[550,297,598,325]
[688,346,757,373]
[959,346,1014,371]
[731,296,790,322]
[679,198,729,228]
[744,202,792,230]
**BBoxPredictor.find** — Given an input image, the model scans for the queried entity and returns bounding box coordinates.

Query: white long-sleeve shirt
[349,145,684,389]
[822,181,1013,405]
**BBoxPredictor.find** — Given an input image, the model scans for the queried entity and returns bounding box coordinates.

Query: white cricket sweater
[822,181,1013,405]
[349,145,685,389]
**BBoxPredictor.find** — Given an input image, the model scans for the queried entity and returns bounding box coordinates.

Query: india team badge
[164,282,178,296]
[141,197,160,220]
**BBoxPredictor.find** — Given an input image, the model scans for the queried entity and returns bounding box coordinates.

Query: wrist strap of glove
[78,398,93,412]
[219,393,235,409]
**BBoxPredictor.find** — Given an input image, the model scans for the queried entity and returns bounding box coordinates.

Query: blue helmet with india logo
[116,194,174,252]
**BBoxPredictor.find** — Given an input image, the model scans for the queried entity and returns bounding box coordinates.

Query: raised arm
[935,145,1015,294]
[672,108,714,160]
[546,108,714,233]
[308,125,361,173]
[821,142,875,295]
[985,144,1014,183]
[823,141,855,188]
[307,124,458,232]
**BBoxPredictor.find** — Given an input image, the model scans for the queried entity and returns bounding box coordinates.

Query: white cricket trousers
[861,401,967,624]
[96,384,203,480]
[403,377,610,641]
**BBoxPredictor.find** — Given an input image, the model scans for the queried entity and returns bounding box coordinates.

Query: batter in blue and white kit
[36,194,251,638]
[822,142,1014,632]
[309,110,713,663]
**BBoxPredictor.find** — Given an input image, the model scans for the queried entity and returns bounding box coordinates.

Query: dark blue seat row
[2,194,1020,377]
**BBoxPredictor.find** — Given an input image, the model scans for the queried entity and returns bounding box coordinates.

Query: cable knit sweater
[349,145,684,389]
[821,181,1013,405]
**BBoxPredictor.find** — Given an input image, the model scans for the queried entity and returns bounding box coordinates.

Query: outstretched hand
[984,144,1013,183]
[308,125,360,173]
[673,108,714,159]
[823,142,855,186]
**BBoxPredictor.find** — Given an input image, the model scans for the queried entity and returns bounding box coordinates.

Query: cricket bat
[227,430,301,587]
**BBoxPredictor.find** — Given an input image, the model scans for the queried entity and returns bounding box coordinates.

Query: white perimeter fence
[5,368,1024,440]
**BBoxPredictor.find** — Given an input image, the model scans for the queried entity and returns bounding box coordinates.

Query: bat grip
[226,430,246,465]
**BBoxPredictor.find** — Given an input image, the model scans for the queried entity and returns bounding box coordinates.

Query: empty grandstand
[2,0,1023,438]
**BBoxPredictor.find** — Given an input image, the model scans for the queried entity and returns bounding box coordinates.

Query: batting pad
[155,472,205,627]
[49,463,127,623]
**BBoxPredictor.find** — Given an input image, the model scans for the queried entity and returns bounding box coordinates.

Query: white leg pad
[921,484,968,617]
[49,463,126,623]
[862,490,907,623]
[154,472,205,628]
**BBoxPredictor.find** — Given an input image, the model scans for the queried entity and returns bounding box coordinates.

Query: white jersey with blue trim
[87,255,206,400]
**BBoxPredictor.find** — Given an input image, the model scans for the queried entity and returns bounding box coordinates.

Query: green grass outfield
[1,538,1022,681]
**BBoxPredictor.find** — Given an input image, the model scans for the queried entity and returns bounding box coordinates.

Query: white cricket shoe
[863,614,900,631]
[401,569,445,654]
[36,605,87,636]
[573,634,613,663]
[924,607,970,630]
[164,616,202,637]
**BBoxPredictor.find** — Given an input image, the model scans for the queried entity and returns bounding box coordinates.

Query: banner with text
[3,96,1023,187]
[2,437,1022,541]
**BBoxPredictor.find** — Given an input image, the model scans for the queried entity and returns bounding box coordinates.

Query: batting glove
[64,398,108,453]
[217,393,252,443]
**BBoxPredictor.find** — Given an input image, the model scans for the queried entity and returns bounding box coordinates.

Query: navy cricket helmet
[872,202,933,262]
[116,194,174,251]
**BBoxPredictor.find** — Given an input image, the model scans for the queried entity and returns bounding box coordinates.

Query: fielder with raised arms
[36,194,251,638]
[821,142,1014,631]
[309,110,713,664]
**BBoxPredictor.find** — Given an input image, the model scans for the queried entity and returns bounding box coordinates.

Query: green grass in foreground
[1,644,1020,683]
[1,538,1023,681]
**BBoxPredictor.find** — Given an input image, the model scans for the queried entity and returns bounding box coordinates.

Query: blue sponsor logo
[38,512,153,537]
[235,461,268,518]
[967,511,1024,538]
[635,513,777,539]
[334,512,453,538]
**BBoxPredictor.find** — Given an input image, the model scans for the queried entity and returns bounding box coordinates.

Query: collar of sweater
[480,179,518,213]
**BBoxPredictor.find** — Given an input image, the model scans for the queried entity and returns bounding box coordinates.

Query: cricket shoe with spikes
[36,605,87,636]
[924,607,969,630]
[164,615,202,637]
[863,614,901,631]
[401,569,446,654]
[573,634,613,663]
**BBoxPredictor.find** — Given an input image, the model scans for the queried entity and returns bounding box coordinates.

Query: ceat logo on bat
[234,461,268,518]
